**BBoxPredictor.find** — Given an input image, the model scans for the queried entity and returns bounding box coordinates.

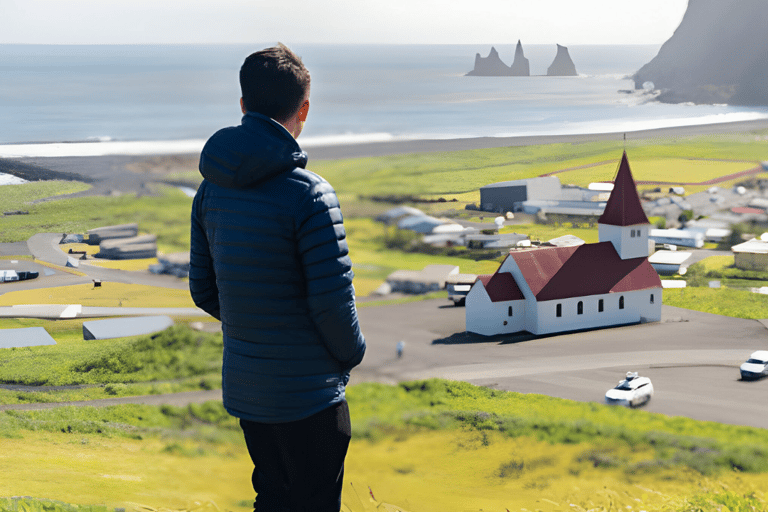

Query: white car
[605,371,654,407]
[740,350,768,380]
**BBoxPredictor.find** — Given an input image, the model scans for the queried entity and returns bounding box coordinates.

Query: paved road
[25,233,189,290]
[351,299,768,430]
[0,234,206,317]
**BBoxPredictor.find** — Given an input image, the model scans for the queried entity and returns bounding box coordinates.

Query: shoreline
[309,118,768,160]
[1,118,768,194]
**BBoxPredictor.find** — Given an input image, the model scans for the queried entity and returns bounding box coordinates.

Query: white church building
[466,152,662,336]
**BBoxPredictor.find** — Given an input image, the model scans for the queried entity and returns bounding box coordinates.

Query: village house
[465,152,662,336]
[731,235,768,271]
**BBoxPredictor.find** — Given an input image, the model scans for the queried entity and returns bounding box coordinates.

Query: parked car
[605,371,653,407]
[740,350,768,380]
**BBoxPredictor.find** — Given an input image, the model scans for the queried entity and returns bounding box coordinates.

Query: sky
[0,0,689,46]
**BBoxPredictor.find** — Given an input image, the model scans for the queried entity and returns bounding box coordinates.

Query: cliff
[466,46,514,76]
[509,40,530,76]
[633,0,768,105]
[546,44,578,76]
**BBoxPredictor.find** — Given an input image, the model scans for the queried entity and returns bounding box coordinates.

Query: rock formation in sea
[509,40,530,76]
[466,46,514,76]
[546,44,578,76]
[633,0,768,105]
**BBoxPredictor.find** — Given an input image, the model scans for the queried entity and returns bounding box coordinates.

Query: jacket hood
[199,112,308,188]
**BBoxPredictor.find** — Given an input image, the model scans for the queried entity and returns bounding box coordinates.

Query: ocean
[1,43,768,160]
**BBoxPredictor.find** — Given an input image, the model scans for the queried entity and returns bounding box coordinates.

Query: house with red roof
[466,152,662,336]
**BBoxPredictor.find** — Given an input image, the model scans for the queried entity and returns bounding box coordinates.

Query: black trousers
[239,400,351,512]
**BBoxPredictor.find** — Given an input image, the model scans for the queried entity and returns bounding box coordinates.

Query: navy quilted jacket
[189,111,366,423]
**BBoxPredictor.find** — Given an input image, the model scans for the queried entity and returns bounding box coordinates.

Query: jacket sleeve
[297,180,366,371]
[189,183,221,321]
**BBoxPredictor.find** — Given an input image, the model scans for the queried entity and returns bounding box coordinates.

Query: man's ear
[240,98,246,114]
[297,100,309,122]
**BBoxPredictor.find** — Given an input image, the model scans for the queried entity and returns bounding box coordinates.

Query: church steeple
[598,151,650,227]
[598,152,651,259]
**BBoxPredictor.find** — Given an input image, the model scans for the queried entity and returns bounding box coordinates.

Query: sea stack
[547,44,578,76]
[509,40,530,76]
[633,0,768,105]
[467,47,513,76]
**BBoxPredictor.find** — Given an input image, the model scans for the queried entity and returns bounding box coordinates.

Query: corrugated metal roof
[477,271,525,302]
[732,238,768,254]
[598,152,650,227]
[510,242,661,301]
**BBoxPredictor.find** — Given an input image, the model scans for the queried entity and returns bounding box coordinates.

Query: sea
[1,43,768,169]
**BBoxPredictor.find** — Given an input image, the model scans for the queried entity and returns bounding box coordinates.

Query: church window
[508,305,513,316]
[577,301,583,315]
[619,296,625,309]
[650,293,654,304]
[556,304,562,317]
[598,299,604,312]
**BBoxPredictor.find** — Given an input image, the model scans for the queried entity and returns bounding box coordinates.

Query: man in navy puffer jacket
[189,44,366,511]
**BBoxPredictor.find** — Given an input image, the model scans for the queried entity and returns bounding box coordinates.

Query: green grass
[0,282,196,308]
[347,379,768,475]
[0,184,192,254]
[663,286,768,318]
[0,181,91,212]
[2,381,768,512]
[0,325,222,388]
[310,135,768,203]
[696,254,735,272]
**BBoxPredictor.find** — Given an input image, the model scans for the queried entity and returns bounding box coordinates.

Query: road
[1,233,194,301]
[352,299,768,430]
[3,234,768,431]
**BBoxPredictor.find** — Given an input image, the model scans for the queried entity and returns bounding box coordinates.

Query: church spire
[598,151,649,227]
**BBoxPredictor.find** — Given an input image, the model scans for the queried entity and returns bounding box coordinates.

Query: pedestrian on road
[189,43,366,512]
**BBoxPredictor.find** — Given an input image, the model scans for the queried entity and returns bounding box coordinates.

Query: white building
[466,152,662,336]
[649,228,704,248]
[648,250,693,275]
[732,237,768,271]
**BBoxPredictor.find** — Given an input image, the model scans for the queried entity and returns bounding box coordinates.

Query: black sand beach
[3,119,768,196]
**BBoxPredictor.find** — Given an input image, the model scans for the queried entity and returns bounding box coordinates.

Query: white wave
[299,132,411,147]
[493,111,768,138]
[0,139,206,158]
[0,134,414,157]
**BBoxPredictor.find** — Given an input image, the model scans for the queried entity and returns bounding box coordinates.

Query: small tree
[683,262,708,287]
[719,223,748,250]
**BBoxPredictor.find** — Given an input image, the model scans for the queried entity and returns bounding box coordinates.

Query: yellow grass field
[2,429,767,512]
[61,243,160,271]
[553,158,757,194]
[0,282,196,308]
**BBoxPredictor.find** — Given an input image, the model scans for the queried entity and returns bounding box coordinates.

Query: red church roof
[598,151,650,227]
[477,271,525,302]
[509,242,661,301]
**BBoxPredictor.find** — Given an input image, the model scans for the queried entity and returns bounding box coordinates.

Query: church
[465,152,662,336]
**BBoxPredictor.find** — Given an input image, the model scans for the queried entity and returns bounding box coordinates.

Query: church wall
[534,289,658,335]
[465,283,527,336]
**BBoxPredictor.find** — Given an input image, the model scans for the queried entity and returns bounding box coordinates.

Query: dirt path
[0,389,222,412]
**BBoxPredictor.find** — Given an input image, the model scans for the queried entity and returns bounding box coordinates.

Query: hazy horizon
[0,0,688,46]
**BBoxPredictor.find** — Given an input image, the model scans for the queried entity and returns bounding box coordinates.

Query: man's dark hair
[240,43,311,124]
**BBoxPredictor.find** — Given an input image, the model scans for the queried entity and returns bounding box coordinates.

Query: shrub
[69,325,223,383]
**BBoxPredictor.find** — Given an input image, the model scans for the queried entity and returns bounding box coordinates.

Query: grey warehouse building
[479,176,562,213]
